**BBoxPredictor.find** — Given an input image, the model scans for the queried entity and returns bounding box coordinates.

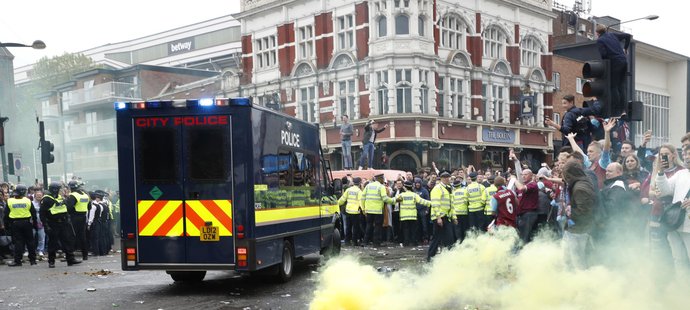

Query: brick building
[235,0,558,172]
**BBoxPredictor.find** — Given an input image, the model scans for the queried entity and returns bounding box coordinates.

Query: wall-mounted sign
[519,95,535,117]
[168,37,195,55]
[482,128,515,144]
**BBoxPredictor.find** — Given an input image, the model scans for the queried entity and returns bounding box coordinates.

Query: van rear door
[133,113,234,266]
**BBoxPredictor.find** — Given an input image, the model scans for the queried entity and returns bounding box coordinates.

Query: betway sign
[168,37,195,55]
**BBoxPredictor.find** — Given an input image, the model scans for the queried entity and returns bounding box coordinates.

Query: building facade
[235,0,557,172]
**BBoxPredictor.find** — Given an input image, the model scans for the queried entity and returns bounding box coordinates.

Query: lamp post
[606,15,659,30]
[0,40,46,182]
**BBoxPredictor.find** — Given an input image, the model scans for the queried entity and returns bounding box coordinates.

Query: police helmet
[68,180,81,191]
[48,182,62,196]
[14,184,28,196]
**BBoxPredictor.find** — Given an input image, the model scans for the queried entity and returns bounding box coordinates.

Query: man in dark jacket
[596,24,632,117]
[561,159,597,269]
[545,95,595,150]
[358,120,387,170]
[600,162,638,243]
[414,177,431,244]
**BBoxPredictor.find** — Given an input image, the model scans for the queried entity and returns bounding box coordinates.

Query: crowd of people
[0,179,120,268]
[337,97,690,275]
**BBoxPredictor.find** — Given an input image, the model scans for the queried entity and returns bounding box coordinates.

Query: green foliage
[30,53,96,92]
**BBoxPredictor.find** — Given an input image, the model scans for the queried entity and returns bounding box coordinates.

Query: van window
[259,150,317,208]
[139,129,177,183]
[187,127,227,181]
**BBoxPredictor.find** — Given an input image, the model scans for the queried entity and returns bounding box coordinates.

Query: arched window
[441,15,467,50]
[521,36,543,67]
[483,26,508,59]
[395,15,409,35]
[378,16,387,38]
[418,16,425,36]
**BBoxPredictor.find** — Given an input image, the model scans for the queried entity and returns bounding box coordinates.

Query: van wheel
[275,240,294,283]
[168,271,206,283]
[324,228,341,259]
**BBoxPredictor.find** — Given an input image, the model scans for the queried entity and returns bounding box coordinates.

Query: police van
[115,98,341,282]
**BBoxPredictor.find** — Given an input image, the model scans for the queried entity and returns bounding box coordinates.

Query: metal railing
[41,105,60,118]
[63,82,140,110]
[66,119,116,141]
[72,151,118,172]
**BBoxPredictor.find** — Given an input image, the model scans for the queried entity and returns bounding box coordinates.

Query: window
[483,27,506,59]
[441,15,467,50]
[139,129,176,183]
[438,77,445,117]
[299,87,316,122]
[339,80,356,119]
[482,83,506,122]
[576,77,585,94]
[418,16,425,36]
[520,37,542,67]
[377,71,389,114]
[188,127,227,181]
[419,70,429,114]
[378,17,387,38]
[635,90,670,147]
[374,0,387,11]
[255,35,277,69]
[396,69,412,113]
[297,25,314,59]
[395,15,409,35]
[262,151,317,208]
[337,15,355,50]
[394,0,410,7]
[552,112,561,127]
[449,78,466,118]
[553,72,561,90]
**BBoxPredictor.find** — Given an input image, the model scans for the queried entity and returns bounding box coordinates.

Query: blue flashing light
[230,98,252,106]
[146,101,162,108]
[199,98,214,106]
[115,102,127,110]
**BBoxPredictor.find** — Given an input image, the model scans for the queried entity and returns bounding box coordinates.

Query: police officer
[465,172,487,232]
[3,184,38,266]
[65,180,90,260]
[428,171,456,262]
[451,179,468,243]
[361,174,396,247]
[483,176,498,231]
[398,181,430,247]
[338,177,363,246]
[40,182,81,268]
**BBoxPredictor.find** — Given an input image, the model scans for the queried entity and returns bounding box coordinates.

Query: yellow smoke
[310,227,688,310]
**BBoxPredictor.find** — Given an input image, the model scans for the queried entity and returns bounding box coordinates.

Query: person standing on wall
[358,120,387,170]
[340,115,354,170]
[595,24,632,117]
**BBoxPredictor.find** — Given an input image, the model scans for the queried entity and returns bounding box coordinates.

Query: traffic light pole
[0,117,8,183]
[40,121,48,190]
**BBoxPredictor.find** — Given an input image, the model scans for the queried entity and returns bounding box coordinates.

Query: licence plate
[200,226,220,241]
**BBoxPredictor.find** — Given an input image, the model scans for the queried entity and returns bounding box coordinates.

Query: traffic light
[41,140,55,164]
[582,60,612,117]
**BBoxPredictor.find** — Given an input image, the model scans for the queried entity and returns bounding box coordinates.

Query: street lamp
[0,40,46,49]
[0,39,46,182]
[607,15,659,30]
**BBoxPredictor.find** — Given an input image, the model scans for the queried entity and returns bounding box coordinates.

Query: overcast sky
[1,0,686,68]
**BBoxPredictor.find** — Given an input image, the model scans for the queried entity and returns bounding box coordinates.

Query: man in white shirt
[32,188,45,257]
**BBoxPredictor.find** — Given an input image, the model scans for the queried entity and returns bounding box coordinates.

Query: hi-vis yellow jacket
[465,182,487,213]
[484,184,498,215]
[361,181,394,215]
[338,185,362,215]
[430,183,455,221]
[452,186,468,216]
[398,191,430,221]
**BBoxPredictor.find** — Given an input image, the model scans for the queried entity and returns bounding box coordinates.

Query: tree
[30,53,97,93]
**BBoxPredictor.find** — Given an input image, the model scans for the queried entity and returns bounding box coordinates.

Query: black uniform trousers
[427,216,454,261]
[10,219,36,264]
[71,213,88,259]
[46,217,77,263]
[401,220,417,246]
[344,212,363,245]
[363,213,383,246]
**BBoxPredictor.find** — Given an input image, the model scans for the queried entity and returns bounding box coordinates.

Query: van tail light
[237,247,248,267]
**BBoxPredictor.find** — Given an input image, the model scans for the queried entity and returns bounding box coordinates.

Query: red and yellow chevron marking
[184,200,233,237]
[137,200,184,236]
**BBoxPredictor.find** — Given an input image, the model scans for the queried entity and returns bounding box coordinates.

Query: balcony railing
[72,151,118,173]
[42,105,60,118]
[65,118,116,142]
[63,82,139,110]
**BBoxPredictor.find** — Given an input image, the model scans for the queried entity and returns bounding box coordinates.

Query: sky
[1,0,688,68]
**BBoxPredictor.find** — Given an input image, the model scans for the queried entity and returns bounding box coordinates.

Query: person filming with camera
[654,145,690,275]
